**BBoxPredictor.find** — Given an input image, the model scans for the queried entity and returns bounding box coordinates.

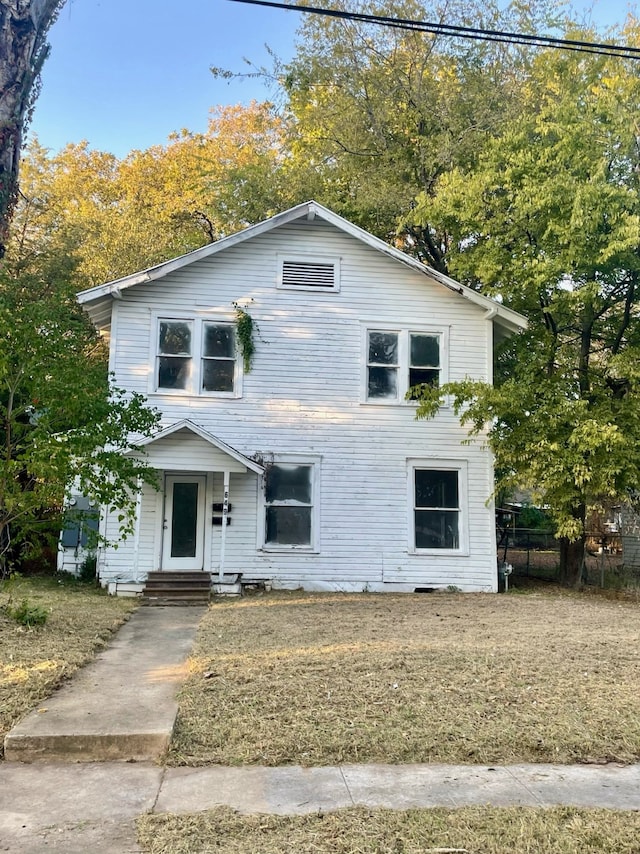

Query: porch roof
[129,420,264,474]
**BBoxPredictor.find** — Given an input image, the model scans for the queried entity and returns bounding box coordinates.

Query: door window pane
[171,482,199,558]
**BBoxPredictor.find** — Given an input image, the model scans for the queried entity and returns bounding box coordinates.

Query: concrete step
[142,572,212,606]
[141,595,210,606]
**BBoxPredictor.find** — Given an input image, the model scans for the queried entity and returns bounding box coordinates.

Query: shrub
[5,598,49,627]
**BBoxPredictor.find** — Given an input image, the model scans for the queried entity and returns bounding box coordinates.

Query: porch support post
[219,470,230,582]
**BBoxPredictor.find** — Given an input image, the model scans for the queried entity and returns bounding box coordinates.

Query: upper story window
[277,255,340,293]
[155,318,239,396]
[364,326,446,403]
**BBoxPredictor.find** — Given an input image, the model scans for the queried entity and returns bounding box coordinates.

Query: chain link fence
[496,527,640,588]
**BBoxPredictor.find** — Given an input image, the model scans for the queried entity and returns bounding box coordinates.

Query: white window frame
[407,459,468,555]
[277,254,341,293]
[150,313,242,398]
[258,455,321,553]
[361,323,449,405]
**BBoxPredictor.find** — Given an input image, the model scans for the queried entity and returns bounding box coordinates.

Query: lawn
[138,805,640,853]
[168,588,640,767]
[0,576,137,751]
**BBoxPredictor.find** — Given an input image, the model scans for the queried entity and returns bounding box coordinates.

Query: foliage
[232,302,256,373]
[5,597,48,627]
[0,0,66,256]
[281,0,564,269]
[0,250,160,574]
[14,103,291,288]
[413,32,640,583]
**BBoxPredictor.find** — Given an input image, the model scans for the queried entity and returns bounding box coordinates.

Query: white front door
[162,475,206,570]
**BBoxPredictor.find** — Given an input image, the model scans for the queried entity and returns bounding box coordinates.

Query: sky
[29,0,639,159]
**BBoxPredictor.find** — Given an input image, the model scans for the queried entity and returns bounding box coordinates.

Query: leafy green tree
[0,257,160,576]
[413,34,640,585]
[281,0,564,269]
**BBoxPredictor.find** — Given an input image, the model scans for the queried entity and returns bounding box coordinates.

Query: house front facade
[68,202,526,594]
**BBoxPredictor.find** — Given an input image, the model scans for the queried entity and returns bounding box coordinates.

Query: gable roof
[78,200,526,337]
[128,420,264,474]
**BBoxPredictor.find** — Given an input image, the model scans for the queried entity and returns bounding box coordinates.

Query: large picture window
[155,318,238,396]
[409,462,467,553]
[365,327,444,403]
[263,461,318,549]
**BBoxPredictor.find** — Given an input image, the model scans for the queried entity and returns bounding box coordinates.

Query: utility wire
[227,0,640,60]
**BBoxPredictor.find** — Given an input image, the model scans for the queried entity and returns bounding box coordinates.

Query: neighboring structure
[63,201,526,594]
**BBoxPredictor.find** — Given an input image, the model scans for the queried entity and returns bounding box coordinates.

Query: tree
[413,32,640,585]
[13,103,291,288]
[0,0,66,258]
[0,246,160,576]
[281,0,563,269]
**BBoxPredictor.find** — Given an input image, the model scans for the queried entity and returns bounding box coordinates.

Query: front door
[162,475,206,570]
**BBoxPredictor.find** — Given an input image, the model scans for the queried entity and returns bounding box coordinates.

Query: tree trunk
[558,535,586,587]
[0,0,65,257]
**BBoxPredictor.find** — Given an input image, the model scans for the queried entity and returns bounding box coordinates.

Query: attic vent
[278,257,340,292]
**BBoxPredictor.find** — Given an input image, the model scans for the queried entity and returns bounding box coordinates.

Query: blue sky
[29,0,638,158]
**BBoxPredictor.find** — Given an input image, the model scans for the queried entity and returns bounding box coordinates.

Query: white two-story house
[70,201,526,594]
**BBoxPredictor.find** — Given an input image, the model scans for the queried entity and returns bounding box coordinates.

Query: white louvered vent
[279,258,339,291]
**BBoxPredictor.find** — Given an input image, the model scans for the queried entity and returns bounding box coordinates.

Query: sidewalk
[1,759,639,853]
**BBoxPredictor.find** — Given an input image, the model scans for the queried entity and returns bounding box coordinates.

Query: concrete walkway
[2,605,639,852]
[4,606,205,762]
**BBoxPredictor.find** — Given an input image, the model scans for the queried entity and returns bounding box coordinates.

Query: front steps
[142,571,211,606]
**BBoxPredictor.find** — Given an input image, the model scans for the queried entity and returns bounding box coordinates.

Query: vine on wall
[233,301,256,373]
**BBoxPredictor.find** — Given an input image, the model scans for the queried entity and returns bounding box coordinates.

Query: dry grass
[168,589,640,767]
[137,805,640,853]
[0,576,137,750]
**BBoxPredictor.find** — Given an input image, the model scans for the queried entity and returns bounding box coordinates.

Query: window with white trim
[155,318,239,396]
[263,461,318,549]
[410,463,466,552]
[277,255,340,292]
[365,327,445,403]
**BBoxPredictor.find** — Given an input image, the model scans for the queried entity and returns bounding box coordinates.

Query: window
[278,255,340,292]
[365,327,445,403]
[262,461,318,549]
[201,323,235,392]
[409,462,467,553]
[155,318,238,396]
[158,320,192,391]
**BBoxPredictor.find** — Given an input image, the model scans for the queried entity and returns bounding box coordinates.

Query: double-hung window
[409,462,467,552]
[262,460,318,550]
[155,318,239,396]
[365,327,445,403]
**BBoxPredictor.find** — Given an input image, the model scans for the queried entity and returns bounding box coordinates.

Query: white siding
[97,219,499,592]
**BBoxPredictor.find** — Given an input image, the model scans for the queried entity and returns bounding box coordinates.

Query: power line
[227,0,640,60]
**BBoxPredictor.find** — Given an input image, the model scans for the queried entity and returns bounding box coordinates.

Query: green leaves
[0,268,160,570]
